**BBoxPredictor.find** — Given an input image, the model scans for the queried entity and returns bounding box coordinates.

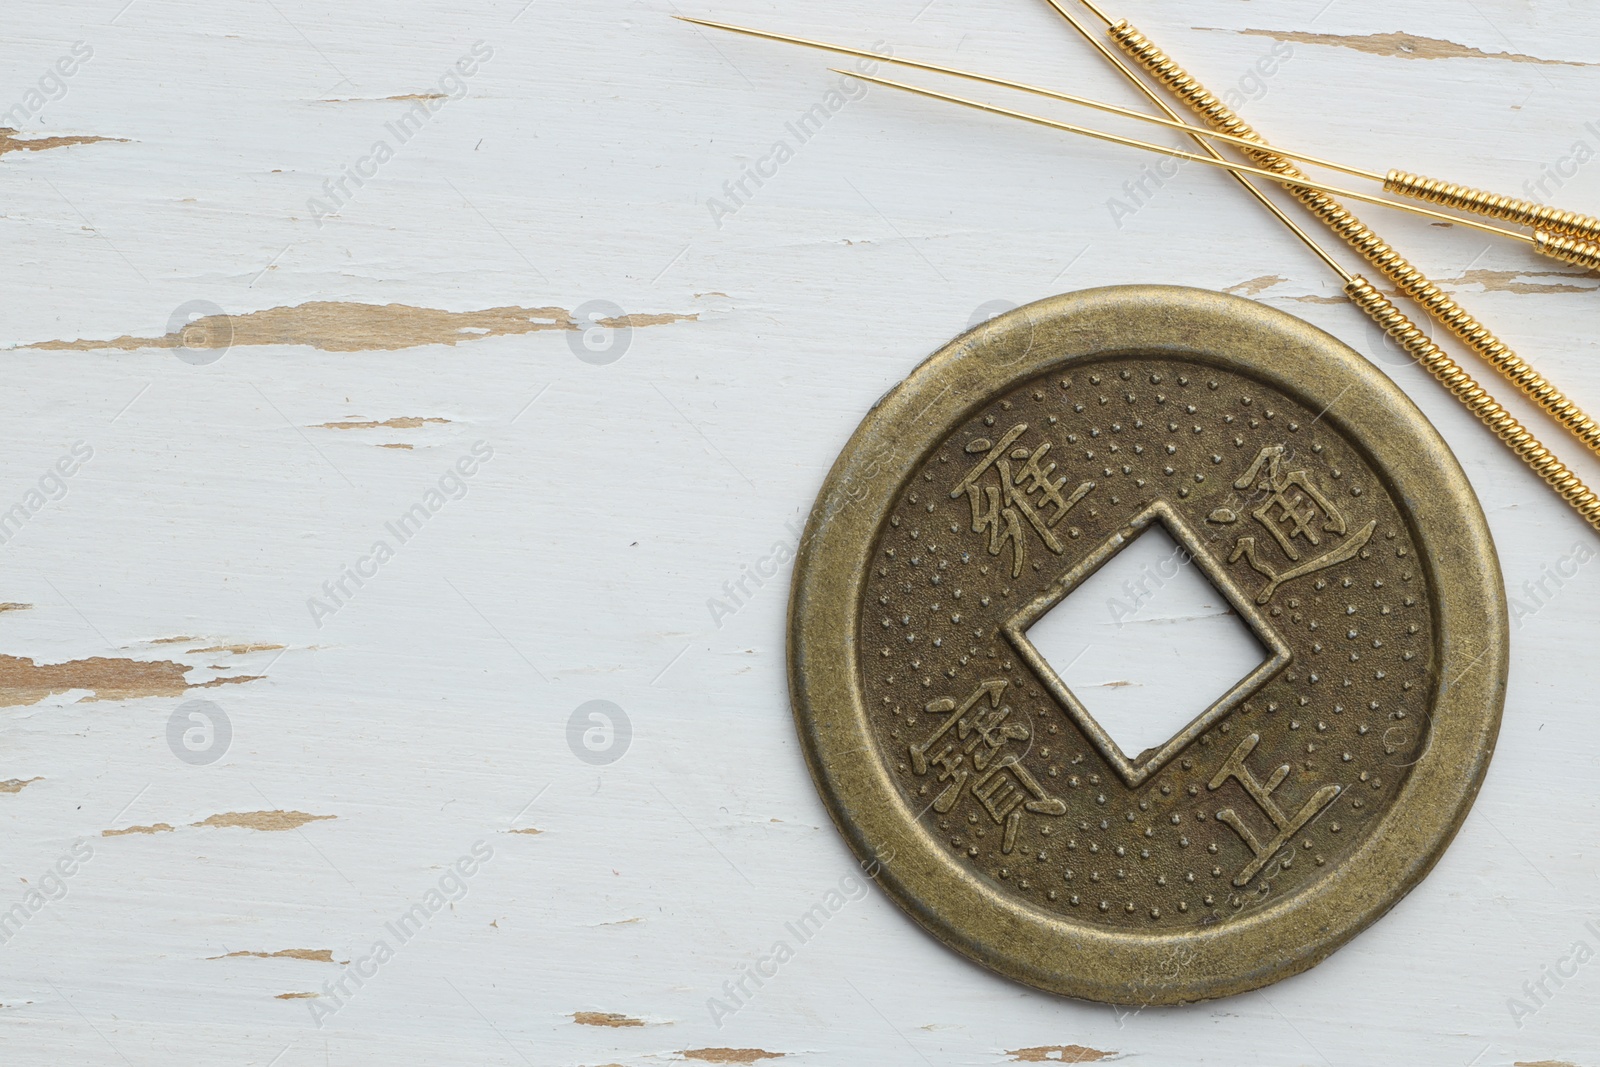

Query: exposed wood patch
[680,1051,785,1064]
[1514,1062,1578,1067]
[193,811,336,832]
[1444,268,1599,295]
[379,443,414,449]
[1217,28,1595,67]
[323,93,448,103]
[0,653,190,706]
[1281,294,1351,305]
[593,916,642,926]
[0,638,273,707]
[508,827,543,835]
[210,949,344,964]
[186,643,284,655]
[20,302,697,354]
[0,127,127,157]
[314,417,450,430]
[275,992,318,1000]
[102,824,174,836]
[191,674,266,689]
[0,603,31,613]
[572,1011,645,1027]
[1223,275,1287,297]
[0,777,42,794]
[1007,1047,1115,1063]
[610,312,694,328]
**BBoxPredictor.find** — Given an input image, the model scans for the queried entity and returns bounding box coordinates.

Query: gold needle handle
[1387,171,1600,245]
[1103,22,1593,274]
[846,65,1600,456]
[1090,20,1600,459]
[1535,230,1600,272]
[1348,277,1600,534]
[1042,1,1600,249]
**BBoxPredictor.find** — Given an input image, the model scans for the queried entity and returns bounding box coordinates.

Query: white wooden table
[3,1,1598,1063]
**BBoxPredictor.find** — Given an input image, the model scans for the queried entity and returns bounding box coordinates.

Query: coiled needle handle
[1065,0,1600,244]
[1073,12,1600,463]
[1348,277,1600,534]
[1384,172,1600,245]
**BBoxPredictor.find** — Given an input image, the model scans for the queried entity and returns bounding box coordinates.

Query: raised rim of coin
[787,285,1507,1004]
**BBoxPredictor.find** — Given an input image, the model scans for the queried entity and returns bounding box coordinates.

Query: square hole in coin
[1022,524,1270,759]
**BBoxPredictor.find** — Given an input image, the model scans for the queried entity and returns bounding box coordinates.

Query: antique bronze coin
[788,285,1507,1004]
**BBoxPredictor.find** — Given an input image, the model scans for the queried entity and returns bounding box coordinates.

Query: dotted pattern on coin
[862,357,1432,929]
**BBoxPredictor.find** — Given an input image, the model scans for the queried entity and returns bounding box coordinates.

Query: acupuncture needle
[681,16,1600,249]
[836,68,1586,263]
[677,16,1380,183]
[1034,0,1600,472]
[683,15,1600,272]
[1063,0,1600,245]
[802,64,1600,528]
